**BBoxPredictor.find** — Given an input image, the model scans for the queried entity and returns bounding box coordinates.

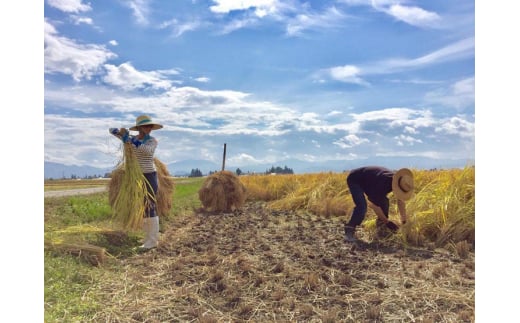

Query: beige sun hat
[392,168,414,201]
[129,115,163,131]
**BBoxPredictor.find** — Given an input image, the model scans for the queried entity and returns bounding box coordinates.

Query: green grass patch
[45,177,206,321]
[169,177,204,217]
[44,252,123,322]
[45,193,112,231]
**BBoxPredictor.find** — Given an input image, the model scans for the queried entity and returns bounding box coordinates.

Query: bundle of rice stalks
[198,171,247,212]
[154,158,175,217]
[108,155,175,225]
[45,241,107,266]
[108,144,155,231]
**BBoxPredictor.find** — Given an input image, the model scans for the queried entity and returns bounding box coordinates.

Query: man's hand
[386,220,399,232]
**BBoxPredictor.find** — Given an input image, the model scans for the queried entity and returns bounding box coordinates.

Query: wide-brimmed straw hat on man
[392,168,414,201]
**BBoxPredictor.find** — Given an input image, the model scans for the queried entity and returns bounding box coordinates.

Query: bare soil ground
[97,201,474,322]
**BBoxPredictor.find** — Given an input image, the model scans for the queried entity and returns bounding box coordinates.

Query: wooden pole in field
[221,143,227,171]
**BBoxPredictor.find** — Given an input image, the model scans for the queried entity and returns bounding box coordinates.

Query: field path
[44,186,107,198]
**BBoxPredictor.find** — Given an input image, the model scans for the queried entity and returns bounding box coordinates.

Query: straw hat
[129,115,163,131]
[392,168,414,201]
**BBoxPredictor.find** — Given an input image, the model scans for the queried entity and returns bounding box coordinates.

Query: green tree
[189,168,203,177]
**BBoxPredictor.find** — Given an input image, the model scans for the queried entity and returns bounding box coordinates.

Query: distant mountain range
[44,157,474,179]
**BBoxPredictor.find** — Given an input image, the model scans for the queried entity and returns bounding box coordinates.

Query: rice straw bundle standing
[198,170,247,212]
[154,158,175,217]
[109,114,165,250]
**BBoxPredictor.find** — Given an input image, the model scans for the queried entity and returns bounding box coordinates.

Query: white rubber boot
[140,217,152,248]
[141,216,159,249]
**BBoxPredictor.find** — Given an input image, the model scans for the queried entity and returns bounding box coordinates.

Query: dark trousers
[346,180,367,227]
[143,172,158,218]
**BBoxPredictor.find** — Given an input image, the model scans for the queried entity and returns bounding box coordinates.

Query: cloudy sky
[44,0,475,170]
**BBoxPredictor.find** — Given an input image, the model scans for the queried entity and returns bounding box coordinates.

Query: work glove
[129,136,142,147]
[386,220,399,232]
[118,128,129,143]
[109,128,119,135]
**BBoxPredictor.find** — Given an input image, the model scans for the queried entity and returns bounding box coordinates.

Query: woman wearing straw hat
[344,166,414,242]
[109,115,163,250]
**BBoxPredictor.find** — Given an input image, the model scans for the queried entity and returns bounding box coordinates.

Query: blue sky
[44,0,475,170]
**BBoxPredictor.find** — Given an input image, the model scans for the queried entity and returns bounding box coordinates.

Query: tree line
[189,165,294,177]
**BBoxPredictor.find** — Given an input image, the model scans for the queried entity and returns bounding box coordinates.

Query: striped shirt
[110,129,158,173]
[132,136,157,173]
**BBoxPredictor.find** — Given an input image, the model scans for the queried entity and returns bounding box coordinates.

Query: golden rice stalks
[401,167,475,247]
[198,171,247,212]
[108,156,174,223]
[154,158,175,217]
[109,144,155,231]
[239,168,475,249]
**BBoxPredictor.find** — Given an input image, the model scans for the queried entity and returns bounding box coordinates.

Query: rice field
[44,168,474,322]
[240,167,475,249]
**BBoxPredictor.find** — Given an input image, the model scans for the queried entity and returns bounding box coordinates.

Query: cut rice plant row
[240,167,475,249]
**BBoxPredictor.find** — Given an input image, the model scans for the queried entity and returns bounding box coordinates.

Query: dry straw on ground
[45,242,107,266]
[108,146,175,230]
[91,201,474,322]
[198,170,247,212]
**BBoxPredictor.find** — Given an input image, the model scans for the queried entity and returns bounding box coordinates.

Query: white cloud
[435,116,474,138]
[210,0,278,15]
[195,77,210,83]
[209,1,349,36]
[219,17,260,34]
[424,77,475,110]
[334,134,369,148]
[47,0,91,13]
[385,4,440,27]
[159,19,203,37]
[227,153,260,164]
[44,20,117,81]
[327,110,342,117]
[404,126,417,134]
[127,0,151,26]
[320,38,474,84]
[327,65,369,85]
[341,0,399,5]
[394,134,423,146]
[70,15,93,25]
[340,0,441,28]
[370,38,474,73]
[44,82,475,167]
[103,62,173,91]
[351,107,421,123]
[286,6,347,36]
